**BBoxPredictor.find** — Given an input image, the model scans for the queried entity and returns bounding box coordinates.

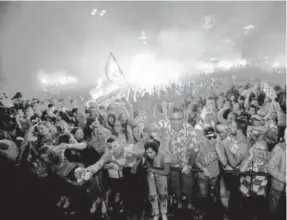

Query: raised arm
[143,120,165,133]
[215,137,227,166]
[239,147,254,172]
[217,108,229,125]
[244,92,251,111]
[87,153,111,175]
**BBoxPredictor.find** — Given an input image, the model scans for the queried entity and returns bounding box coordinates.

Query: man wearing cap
[196,127,226,213]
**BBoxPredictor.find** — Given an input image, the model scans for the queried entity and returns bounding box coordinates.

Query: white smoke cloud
[0,2,285,98]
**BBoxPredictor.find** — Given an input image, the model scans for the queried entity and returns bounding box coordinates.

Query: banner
[105,52,126,85]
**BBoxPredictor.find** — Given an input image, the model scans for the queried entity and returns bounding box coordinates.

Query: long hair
[38,147,61,172]
[114,120,129,142]
[107,113,116,128]
[144,138,160,164]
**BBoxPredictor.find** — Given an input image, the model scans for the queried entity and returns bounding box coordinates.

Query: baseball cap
[204,127,216,137]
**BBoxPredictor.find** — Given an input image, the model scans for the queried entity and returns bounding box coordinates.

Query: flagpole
[109,52,133,90]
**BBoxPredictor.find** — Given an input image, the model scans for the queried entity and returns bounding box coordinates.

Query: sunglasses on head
[206,135,217,140]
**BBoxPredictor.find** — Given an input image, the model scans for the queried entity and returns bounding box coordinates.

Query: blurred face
[204,113,214,123]
[120,113,128,122]
[185,95,192,103]
[233,103,240,113]
[25,107,34,117]
[264,96,271,103]
[17,109,24,117]
[108,115,115,124]
[251,100,259,107]
[107,141,119,153]
[206,99,215,108]
[113,146,124,159]
[133,126,143,142]
[14,98,23,104]
[224,100,231,109]
[238,87,244,95]
[249,107,256,116]
[34,157,49,178]
[90,117,100,128]
[170,112,184,131]
[114,121,123,134]
[252,118,260,126]
[238,98,244,106]
[69,123,75,131]
[57,122,67,134]
[227,113,236,123]
[75,128,84,141]
[205,134,217,145]
[145,147,157,160]
[217,97,225,109]
[253,142,267,162]
[50,106,55,112]
[90,107,99,117]
[218,131,228,140]
[230,95,236,102]
[55,112,62,121]
[38,124,49,136]
[189,110,196,118]
[32,104,38,111]
[31,116,40,125]
[230,121,238,136]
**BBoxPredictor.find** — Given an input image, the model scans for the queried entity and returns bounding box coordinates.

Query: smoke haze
[0,1,285,97]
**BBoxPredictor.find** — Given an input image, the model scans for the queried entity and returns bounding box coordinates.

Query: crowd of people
[0,71,286,220]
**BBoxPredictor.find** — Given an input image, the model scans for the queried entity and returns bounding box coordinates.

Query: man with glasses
[144,107,197,213]
[196,127,227,214]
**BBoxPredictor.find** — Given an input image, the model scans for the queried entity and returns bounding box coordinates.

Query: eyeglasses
[206,135,217,140]
[171,117,183,121]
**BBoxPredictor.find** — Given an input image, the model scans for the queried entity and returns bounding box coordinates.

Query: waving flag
[105,52,126,85]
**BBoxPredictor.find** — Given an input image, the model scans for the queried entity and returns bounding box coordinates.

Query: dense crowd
[0,72,286,220]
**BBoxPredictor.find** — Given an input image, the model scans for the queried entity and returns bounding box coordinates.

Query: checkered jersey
[240,161,268,197]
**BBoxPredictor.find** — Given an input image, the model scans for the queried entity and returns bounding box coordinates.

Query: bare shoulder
[272,142,285,153]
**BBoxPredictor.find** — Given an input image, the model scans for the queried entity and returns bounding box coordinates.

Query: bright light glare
[217,59,247,70]
[195,58,247,73]
[89,78,119,100]
[244,25,255,30]
[128,53,180,91]
[273,62,279,68]
[37,70,78,87]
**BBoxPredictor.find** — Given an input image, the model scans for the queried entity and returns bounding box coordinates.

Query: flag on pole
[105,52,126,85]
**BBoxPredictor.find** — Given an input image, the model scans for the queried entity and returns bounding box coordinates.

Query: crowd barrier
[82,167,272,219]
[169,167,271,199]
